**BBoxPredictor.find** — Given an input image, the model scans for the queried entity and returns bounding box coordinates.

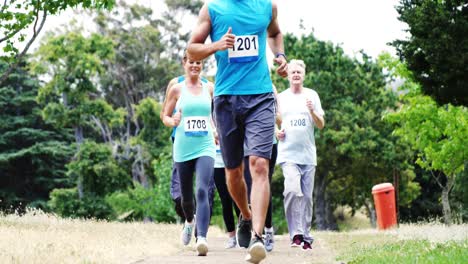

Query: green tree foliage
[105,153,176,222]
[0,0,115,84]
[383,54,467,224]
[49,141,130,219]
[48,188,113,219]
[387,92,467,225]
[33,32,117,137]
[32,31,122,198]
[135,98,172,158]
[91,2,185,188]
[95,2,178,105]
[33,1,197,221]
[0,61,73,212]
[272,33,418,230]
[67,141,131,196]
[393,0,468,106]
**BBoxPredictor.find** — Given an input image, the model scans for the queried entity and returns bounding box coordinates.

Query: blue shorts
[214,93,275,169]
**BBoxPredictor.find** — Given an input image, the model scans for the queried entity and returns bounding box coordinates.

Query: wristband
[275,53,287,60]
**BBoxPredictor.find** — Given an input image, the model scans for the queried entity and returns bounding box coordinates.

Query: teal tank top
[173,82,215,162]
[171,75,209,139]
[208,0,273,96]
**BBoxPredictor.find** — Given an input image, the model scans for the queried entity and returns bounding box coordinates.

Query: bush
[105,153,177,222]
[106,183,176,222]
[67,141,131,196]
[48,188,114,219]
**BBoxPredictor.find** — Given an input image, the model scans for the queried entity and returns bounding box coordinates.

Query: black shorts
[214,93,275,169]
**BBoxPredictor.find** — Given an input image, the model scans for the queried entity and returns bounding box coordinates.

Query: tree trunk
[441,176,455,225]
[365,202,377,228]
[314,171,337,230]
[74,126,84,199]
[132,144,149,188]
[325,195,338,230]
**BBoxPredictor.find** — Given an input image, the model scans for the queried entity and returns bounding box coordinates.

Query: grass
[345,239,468,264]
[1,208,467,263]
[335,206,372,231]
[319,223,468,264]
[0,209,224,264]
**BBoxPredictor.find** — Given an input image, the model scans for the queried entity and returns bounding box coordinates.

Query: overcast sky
[276,0,408,59]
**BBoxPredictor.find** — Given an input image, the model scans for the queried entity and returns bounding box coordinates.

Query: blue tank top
[173,82,215,162]
[171,75,209,139]
[208,0,273,96]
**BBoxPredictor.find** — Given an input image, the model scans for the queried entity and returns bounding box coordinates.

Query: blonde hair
[288,59,306,73]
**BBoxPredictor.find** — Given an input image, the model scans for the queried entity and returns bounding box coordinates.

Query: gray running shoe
[245,234,266,263]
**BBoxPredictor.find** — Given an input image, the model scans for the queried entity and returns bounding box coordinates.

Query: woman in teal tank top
[162,58,215,256]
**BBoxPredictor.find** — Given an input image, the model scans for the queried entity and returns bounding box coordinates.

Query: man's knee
[249,156,269,178]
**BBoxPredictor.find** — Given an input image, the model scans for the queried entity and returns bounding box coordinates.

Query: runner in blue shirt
[188,1,288,262]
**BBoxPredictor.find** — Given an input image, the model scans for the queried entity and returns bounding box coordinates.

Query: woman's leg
[194,156,214,238]
[176,160,196,222]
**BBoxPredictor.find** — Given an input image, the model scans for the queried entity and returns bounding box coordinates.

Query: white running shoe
[264,227,274,252]
[196,236,208,256]
[180,220,194,245]
[225,236,237,249]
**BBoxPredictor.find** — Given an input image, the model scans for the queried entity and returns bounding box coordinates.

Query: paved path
[134,235,338,264]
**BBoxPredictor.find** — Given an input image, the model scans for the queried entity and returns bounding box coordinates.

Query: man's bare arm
[267,0,288,77]
[188,4,235,61]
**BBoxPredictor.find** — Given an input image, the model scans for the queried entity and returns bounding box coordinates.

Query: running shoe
[180,220,194,245]
[245,233,266,263]
[236,214,252,248]
[290,234,303,247]
[225,236,237,249]
[302,240,312,251]
[264,227,274,252]
[196,236,208,256]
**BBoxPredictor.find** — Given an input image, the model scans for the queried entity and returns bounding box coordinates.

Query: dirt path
[134,234,338,264]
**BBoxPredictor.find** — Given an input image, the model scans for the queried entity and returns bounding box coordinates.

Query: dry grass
[335,206,372,231]
[394,222,468,243]
[1,208,466,264]
[0,209,223,264]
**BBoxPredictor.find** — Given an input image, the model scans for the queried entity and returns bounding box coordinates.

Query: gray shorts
[214,93,275,169]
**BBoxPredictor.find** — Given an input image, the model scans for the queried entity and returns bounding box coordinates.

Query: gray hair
[288,59,306,73]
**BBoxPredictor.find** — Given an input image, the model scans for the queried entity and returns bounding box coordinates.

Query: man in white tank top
[276,59,325,251]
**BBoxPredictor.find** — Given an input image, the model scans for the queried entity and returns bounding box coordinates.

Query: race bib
[184,116,209,137]
[285,114,309,130]
[228,35,259,63]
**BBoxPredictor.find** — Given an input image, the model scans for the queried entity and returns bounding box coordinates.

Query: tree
[386,90,467,225]
[0,60,73,212]
[393,0,468,106]
[91,2,184,188]
[32,31,123,198]
[382,53,467,225]
[0,0,115,85]
[272,33,418,230]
